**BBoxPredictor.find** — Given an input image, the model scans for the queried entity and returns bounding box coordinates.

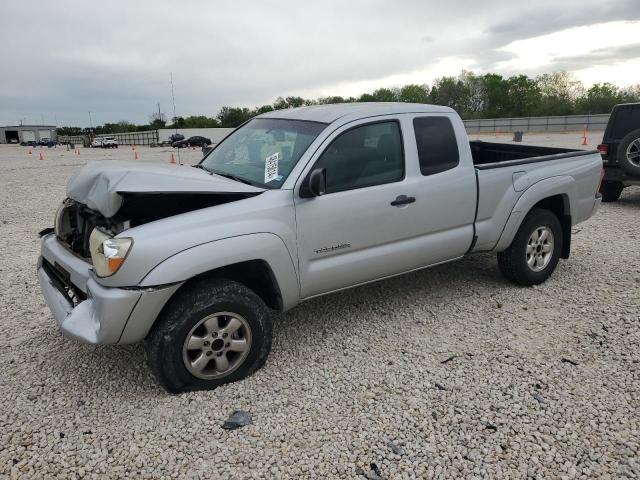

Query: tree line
[56,70,640,135]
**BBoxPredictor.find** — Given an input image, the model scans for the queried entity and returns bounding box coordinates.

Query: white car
[101,137,118,149]
[90,138,103,148]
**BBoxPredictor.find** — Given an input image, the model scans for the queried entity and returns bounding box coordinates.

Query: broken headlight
[54,201,67,237]
[89,228,133,277]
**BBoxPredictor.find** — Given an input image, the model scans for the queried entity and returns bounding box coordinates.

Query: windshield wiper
[209,169,255,186]
[192,164,210,172]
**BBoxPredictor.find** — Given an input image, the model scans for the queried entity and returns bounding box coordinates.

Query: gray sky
[1,0,639,126]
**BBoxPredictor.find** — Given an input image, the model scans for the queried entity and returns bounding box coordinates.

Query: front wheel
[497,208,563,286]
[146,279,272,393]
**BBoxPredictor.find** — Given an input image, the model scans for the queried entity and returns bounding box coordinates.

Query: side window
[413,117,459,176]
[314,121,404,193]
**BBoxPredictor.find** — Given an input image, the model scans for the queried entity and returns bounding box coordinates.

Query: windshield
[200,118,327,188]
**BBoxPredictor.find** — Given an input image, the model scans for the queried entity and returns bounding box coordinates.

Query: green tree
[429,76,469,114]
[178,115,220,128]
[575,83,622,114]
[620,85,640,103]
[369,88,399,102]
[254,104,275,115]
[149,112,166,129]
[171,116,186,128]
[55,126,83,136]
[460,71,485,118]
[357,92,377,102]
[216,107,253,127]
[478,73,508,118]
[272,96,306,110]
[398,84,429,104]
[535,71,584,116]
[317,96,347,104]
[505,75,541,117]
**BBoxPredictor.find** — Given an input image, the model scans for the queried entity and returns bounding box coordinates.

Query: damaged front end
[54,191,257,261]
[55,160,265,263]
[39,161,265,344]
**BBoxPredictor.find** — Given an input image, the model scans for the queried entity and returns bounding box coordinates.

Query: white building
[0,125,57,144]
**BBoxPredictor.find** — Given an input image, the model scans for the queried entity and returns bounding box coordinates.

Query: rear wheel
[146,279,272,393]
[618,128,640,177]
[600,180,624,203]
[497,208,562,286]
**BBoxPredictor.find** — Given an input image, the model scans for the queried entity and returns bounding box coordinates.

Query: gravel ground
[0,141,638,479]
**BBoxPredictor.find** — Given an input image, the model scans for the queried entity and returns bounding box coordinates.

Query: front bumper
[38,233,181,344]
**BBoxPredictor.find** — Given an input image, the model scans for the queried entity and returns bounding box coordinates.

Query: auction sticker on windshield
[265,152,279,183]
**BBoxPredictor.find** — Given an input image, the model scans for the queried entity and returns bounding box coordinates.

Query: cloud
[0,0,639,125]
[549,42,640,70]
[485,0,640,44]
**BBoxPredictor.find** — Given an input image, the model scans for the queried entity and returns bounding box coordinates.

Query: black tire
[617,128,640,177]
[600,180,624,203]
[497,208,563,286]
[146,279,272,393]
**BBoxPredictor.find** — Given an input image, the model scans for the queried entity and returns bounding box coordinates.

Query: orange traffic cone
[581,126,588,146]
[39,152,44,160]
[134,151,140,160]
[170,153,177,164]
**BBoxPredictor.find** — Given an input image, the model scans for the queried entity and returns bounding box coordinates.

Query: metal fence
[96,130,158,145]
[463,114,610,134]
[57,135,86,145]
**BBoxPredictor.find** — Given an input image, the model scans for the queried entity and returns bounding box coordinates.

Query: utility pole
[158,102,162,121]
[88,111,93,130]
[170,72,181,165]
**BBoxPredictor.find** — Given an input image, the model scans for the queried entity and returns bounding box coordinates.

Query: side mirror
[301,168,326,198]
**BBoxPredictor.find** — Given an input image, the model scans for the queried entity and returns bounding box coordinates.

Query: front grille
[42,258,87,305]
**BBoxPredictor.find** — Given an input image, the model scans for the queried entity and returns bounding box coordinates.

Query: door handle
[390,195,416,207]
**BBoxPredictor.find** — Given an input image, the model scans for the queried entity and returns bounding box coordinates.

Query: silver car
[38,103,603,392]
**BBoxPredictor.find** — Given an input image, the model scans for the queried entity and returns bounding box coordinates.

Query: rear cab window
[413,117,459,175]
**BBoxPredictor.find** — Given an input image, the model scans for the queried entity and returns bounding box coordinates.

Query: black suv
[598,103,640,202]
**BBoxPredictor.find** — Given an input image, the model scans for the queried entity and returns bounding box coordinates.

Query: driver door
[293,118,417,298]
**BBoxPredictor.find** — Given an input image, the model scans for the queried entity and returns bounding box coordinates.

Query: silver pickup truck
[38,103,603,392]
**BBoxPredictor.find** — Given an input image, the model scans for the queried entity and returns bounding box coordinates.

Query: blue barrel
[513,131,523,142]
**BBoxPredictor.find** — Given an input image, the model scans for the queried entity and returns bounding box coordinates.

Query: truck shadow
[270,252,500,351]
[42,252,502,395]
[617,185,640,207]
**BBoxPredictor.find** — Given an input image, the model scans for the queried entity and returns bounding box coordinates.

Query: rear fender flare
[495,176,574,252]
[139,233,300,310]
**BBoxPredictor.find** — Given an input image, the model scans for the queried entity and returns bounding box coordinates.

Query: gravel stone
[0,140,638,478]
[222,411,253,430]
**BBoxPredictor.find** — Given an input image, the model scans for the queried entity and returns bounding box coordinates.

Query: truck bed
[470,141,588,168]
[469,141,602,253]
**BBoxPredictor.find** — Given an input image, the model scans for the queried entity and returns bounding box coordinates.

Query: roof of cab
[257,102,455,124]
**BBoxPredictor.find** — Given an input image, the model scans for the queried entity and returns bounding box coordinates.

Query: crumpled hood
[66,161,264,217]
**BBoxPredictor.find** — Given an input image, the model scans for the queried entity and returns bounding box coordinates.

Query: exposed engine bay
[55,192,259,258]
